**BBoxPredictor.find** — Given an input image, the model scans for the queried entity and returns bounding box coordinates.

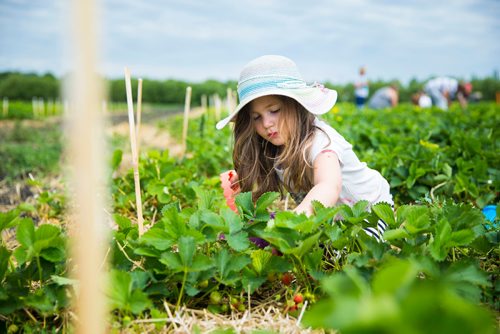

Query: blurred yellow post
[495,92,500,104]
[66,0,108,333]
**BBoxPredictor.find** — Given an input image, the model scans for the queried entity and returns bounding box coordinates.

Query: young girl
[217,55,393,241]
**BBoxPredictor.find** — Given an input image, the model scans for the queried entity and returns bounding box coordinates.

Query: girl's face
[249,95,286,146]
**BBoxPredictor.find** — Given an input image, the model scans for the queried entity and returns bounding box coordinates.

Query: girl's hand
[228,170,240,192]
[220,170,240,213]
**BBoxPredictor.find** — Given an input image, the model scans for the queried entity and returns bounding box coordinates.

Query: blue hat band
[238,77,306,101]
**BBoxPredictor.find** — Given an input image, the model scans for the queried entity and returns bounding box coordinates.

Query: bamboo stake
[181,86,192,157]
[136,78,143,157]
[32,97,37,118]
[201,94,207,114]
[124,68,144,236]
[39,98,45,117]
[214,94,221,121]
[67,0,107,333]
[226,87,232,114]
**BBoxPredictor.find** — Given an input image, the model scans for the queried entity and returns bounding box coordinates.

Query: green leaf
[193,186,217,210]
[191,254,213,272]
[110,149,123,171]
[34,224,61,251]
[241,272,267,294]
[108,270,131,308]
[235,192,254,216]
[107,269,151,314]
[222,209,243,234]
[383,228,410,241]
[226,231,250,251]
[286,231,322,258]
[351,200,370,217]
[429,219,452,261]
[214,249,250,282]
[129,289,152,314]
[372,203,396,227]
[159,252,183,272]
[134,247,161,258]
[114,214,132,230]
[40,247,65,262]
[255,192,280,214]
[16,218,35,248]
[140,228,174,251]
[372,257,418,295]
[250,249,272,275]
[402,206,431,234]
[178,236,196,268]
[200,210,226,231]
[0,246,10,281]
[0,209,21,233]
[51,275,79,287]
[449,229,477,247]
[304,248,323,273]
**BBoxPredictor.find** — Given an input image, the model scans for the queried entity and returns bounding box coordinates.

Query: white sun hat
[216,55,338,130]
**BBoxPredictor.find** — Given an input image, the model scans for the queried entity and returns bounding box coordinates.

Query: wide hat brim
[216,85,338,130]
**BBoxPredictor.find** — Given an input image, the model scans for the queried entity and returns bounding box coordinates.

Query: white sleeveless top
[275,118,393,207]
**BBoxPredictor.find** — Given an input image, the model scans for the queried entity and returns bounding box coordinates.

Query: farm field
[0,101,499,333]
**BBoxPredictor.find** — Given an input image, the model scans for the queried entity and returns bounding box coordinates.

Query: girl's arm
[293,151,342,216]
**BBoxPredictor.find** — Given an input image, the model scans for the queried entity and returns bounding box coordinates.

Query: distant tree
[0,72,59,100]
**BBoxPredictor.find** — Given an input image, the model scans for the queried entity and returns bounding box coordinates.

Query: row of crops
[0,102,498,333]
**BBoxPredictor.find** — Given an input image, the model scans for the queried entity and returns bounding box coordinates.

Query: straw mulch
[122,302,331,334]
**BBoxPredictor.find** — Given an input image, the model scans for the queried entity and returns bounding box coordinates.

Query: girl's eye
[270,108,280,114]
[253,115,261,121]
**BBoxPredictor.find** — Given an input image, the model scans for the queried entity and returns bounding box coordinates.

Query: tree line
[0,71,499,105]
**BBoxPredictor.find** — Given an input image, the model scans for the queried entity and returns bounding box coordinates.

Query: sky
[0,0,499,85]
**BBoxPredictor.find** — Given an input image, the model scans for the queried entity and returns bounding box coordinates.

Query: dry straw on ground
[122,302,330,334]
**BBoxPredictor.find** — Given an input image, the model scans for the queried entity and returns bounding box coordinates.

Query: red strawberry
[281,272,294,286]
[293,293,303,304]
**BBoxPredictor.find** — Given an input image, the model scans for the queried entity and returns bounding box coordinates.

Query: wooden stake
[2,97,8,118]
[124,68,145,236]
[201,94,207,114]
[181,86,192,157]
[214,94,221,121]
[32,97,37,118]
[136,79,143,157]
[67,0,107,333]
[226,87,232,113]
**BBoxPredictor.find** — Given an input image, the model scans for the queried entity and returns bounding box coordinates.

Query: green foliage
[323,102,500,205]
[0,72,59,100]
[303,259,496,334]
[1,103,498,332]
[1,71,499,106]
[0,121,62,180]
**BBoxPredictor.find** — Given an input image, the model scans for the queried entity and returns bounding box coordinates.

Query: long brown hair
[233,95,317,200]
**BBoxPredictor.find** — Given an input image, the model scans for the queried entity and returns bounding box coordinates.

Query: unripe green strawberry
[198,279,209,289]
[210,291,222,304]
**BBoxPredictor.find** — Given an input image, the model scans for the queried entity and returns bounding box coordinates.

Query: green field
[0,102,498,333]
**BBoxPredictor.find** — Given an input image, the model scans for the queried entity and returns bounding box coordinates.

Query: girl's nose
[263,115,274,128]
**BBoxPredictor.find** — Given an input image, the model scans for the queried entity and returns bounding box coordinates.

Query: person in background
[354,66,369,109]
[367,84,399,110]
[216,55,393,242]
[411,91,432,108]
[424,76,472,110]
